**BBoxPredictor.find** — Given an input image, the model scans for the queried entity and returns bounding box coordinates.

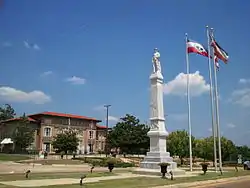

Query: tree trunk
[180,157,184,165]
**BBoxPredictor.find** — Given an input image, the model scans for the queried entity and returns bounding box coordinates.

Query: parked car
[243,161,250,170]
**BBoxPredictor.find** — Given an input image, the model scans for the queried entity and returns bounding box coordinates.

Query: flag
[210,35,229,63]
[214,55,220,71]
[187,39,209,57]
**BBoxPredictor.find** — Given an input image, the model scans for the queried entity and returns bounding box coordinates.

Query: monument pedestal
[134,69,185,176]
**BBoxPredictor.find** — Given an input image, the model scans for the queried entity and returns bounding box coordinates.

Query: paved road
[194,179,250,188]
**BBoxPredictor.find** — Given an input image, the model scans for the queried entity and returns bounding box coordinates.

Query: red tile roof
[0,117,36,123]
[28,111,101,122]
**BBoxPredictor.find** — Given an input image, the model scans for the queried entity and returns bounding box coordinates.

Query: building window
[43,143,50,152]
[101,142,104,150]
[89,130,93,139]
[44,127,52,137]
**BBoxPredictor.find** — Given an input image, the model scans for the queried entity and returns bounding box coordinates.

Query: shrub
[115,162,135,168]
[72,157,135,168]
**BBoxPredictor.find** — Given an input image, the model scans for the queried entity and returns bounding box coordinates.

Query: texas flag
[187,39,209,57]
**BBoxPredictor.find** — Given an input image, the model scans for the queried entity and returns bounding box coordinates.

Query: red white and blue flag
[210,35,229,64]
[187,39,219,70]
[187,39,209,57]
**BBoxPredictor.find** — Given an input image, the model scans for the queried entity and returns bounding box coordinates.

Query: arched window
[44,127,52,137]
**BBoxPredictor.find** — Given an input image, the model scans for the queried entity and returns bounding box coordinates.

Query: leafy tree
[236,145,250,160]
[167,130,195,164]
[12,114,35,152]
[52,130,79,155]
[107,114,149,155]
[195,136,237,162]
[194,137,214,162]
[220,136,236,161]
[0,104,16,121]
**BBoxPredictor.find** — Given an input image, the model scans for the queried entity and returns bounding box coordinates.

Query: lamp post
[104,104,111,157]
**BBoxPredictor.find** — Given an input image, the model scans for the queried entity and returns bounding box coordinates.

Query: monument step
[140,161,177,170]
[134,168,186,176]
[146,151,171,158]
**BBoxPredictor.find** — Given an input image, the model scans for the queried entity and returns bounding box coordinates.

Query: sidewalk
[1,172,249,188]
[0,173,195,187]
[152,175,250,188]
[0,173,145,187]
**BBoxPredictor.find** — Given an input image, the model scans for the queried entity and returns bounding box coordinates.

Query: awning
[1,138,13,144]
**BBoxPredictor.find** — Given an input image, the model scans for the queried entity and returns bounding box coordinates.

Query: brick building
[0,111,107,154]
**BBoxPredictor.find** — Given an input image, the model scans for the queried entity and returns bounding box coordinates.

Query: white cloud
[164,71,210,97]
[41,71,53,77]
[24,41,29,48]
[227,123,236,128]
[24,41,40,50]
[2,41,12,47]
[239,78,250,84]
[66,76,86,85]
[33,44,40,50]
[0,86,51,104]
[106,115,119,122]
[229,88,250,107]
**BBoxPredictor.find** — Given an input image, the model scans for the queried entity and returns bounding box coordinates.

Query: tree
[0,104,16,121]
[194,136,237,162]
[220,136,236,161]
[194,137,214,162]
[167,130,195,164]
[236,145,250,160]
[12,114,35,152]
[52,130,79,155]
[107,114,149,155]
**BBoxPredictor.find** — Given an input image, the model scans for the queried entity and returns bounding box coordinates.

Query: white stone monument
[136,48,185,175]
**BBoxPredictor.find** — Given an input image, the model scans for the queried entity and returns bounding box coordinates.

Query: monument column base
[135,152,185,176]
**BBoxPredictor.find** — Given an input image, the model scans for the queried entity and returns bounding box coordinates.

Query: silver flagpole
[211,28,223,171]
[185,33,193,172]
[206,26,217,172]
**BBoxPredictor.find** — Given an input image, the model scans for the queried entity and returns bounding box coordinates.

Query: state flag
[187,39,209,57]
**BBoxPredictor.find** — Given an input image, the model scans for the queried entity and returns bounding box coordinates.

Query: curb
[153,175,250,188]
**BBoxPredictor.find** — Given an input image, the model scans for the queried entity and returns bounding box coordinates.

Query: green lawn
[1,170,249,188]
[17,159,86,165]
[0,172,116,181]
[0,154,30,161]
[41,171,250,188]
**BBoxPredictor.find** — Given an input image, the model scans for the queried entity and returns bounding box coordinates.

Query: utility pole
[104,104,111,157]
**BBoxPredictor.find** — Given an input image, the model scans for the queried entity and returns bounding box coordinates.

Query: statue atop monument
[152,48,161,73]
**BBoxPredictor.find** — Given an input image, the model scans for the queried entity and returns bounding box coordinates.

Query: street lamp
[104,104,111,157]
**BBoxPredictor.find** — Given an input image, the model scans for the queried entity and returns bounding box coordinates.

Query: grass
[0,154,30,162]
[0,172,117,181]
[0,170,249,188]
[40,170,250,188]
[17,159,86,165]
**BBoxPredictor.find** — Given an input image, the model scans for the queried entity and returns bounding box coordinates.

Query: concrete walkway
[153,175,250,188]
[0,173,196,187]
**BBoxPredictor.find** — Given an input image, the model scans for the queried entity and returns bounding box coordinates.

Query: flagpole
[206,26,218,172]
[185,33,193,172]
[211,28,223,171]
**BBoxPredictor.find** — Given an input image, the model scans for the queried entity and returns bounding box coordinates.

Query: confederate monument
[137,48,184,175]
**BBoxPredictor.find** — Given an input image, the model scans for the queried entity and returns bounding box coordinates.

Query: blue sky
[0,0,250,145]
